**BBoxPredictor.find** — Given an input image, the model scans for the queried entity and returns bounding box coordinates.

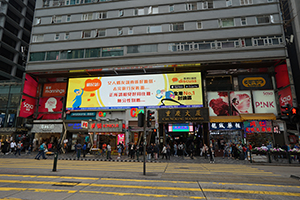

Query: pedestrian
[107,143,112,160]
[35,142,47,160]
[153,143,159,160]
[161,145,167,159]
[209,143,214,163]
[189,142,194,159]
[243,145,247,160]
[173,142,178,157]
[183,142,189,157]
[82,142,87,158]
[136,144,139,161]
[178,142,183,156]
[147,145,152,160]
[27,145,32,154]
[10,140,16,154]
[129,142,135,159]
[202,144,208,158]
[76,141,82,159]
[102,143,106,157]
[166,144,171,160]
[117,142,122,159]
[15,141,22,156]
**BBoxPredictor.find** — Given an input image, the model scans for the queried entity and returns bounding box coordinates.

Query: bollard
[52,151,58,172]
[288,152,291,164]
[268,152,271,163]
[249,151,252,163]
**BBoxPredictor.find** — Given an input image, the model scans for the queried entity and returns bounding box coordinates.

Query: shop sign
[70,112,96,117]
[31,124,63,133]
[0,127,16,133]
[238,74,272,90]
[98,111,107,117]
[252,90,277,115]
[117,134,125,144]
[158,108,209,123]
[66,72,203,110]
[66,123,85,130]
[130,108,144,117]
[210,122,243,130]
[81,121,88,129]
[42,82,67,97]
[89,121,122,132]
[244,120,272,134]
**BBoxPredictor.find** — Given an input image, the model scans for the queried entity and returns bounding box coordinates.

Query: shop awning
[210,116,242,123]
[240,113,276,121]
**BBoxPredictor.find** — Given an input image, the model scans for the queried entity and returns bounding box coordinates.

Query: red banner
[19,95,36,118]
[43,83,67,97]
[278,87,293,113]
[275,64,290,89]
[37,113,62,120]
[38,97,63,113]
[23,74,38,97]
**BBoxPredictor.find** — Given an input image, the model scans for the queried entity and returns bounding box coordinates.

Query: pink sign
[23,74,38,97]
[278,87,293,113]
[19,95,36,118]
[38,97,63,113]
[117,134,125,145]
[37,113,62,120]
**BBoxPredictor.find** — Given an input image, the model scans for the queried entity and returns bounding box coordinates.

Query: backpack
[39,144,45,151]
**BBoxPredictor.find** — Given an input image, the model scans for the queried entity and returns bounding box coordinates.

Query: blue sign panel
[66,123,84,130]
[66,112,96,120]
[210,122,243,130]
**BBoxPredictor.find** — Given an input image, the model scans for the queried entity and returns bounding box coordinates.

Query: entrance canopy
[240,113,276,121]
[209,116,242,123]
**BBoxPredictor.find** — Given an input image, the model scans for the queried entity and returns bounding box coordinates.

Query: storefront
[88,119,124,150]
[0,127,16,142]
[31,123,63,150]
[209,116,244,149]
[65,122,88,151]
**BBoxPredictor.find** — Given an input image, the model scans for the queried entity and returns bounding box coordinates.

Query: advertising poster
[38,97,63,113]
[252,90,277,115]
[278,86,293,113]
[19,95,36,118]
[275,64,290,88]
[230,91,253,115]
[43,83,67,97]
[23,74,38,97]
[37,113,62,120]
[66,73,202,110]
[117,134,125,145]
[207,92,229,116]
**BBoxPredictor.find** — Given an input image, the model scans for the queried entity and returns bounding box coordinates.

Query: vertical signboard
[252,90,277,115]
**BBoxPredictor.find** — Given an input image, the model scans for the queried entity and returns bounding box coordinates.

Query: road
[0,158,299,200]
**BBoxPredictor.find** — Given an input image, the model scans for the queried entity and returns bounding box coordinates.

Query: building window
[128,27,133,34]
[241,17,247,25]
[119,10,124,17]
[43,0,50,7]
[127,44,158,54]
[134,8,144,15]
[240,0,252,5]
[203,1,213,9]
[96,29,106,37]
[52,15,62,23]
[197,22,202,29]
[85,48,101,58]
[32,35,44,42]
[256,15,270,24]
[186,3,197,11]
[65,32,69,40]
[54,33,60,40]
[46,51,59,60]
[66,0,80,5]
[35,18,41,25]
[169,5,174,12]
[66,15,71,22]
[170,23,184,31]
[29,52,45,61]
[226,0,232,7]
[118,28,123,36]
[147,25,162,33]
[220,18,234,27]
[82,13,93,21]
[102,47,124,57]
[82,30,91,38]
[148,6,158,14]
[96,12,107,19]
[60,49,84,59]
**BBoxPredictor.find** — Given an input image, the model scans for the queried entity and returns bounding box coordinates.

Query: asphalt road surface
[0,158,299,200]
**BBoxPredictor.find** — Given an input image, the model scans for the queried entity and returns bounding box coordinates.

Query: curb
[57,157,160,163]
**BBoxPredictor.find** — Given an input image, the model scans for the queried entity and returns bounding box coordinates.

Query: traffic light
[290,107,300,124]
[281,104,291,120]
[138,112,145,127]
[147,110,155,127]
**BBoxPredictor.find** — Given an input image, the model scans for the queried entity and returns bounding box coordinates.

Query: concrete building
[25,0,296,151]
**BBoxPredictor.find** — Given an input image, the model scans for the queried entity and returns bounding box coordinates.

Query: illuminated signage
[244,120,272,134]
[168,123,193,132]
[130,108,144,117]
[98,111,107,117]
[238,74,271,90]
[210,122,243,130]
[66,72,203,110]
[89,120,123,132]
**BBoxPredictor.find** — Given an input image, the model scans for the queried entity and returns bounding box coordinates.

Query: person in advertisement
[71,88,84,108]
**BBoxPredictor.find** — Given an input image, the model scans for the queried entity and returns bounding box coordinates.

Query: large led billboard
[66,72,202,110]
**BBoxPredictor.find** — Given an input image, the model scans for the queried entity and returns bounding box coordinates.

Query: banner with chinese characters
[88,120,123,132]
[158,108,209,123]
[66,72,202,110]
[244,120,272,134]
[210,122,243,130]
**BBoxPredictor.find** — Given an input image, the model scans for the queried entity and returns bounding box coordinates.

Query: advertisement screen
[230,91,253,115]
[66,73,202,110]
[19,95,36,118]
[23,74,38,97]
[252,90,277,115]
[38,97,63,113]
[278,87,293,113]
[208,92,229,116]
[168,123,193,132]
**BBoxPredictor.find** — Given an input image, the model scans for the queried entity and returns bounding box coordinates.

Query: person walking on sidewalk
[166,144,171,160]
[117,142,122,159]
[161,145,167,159]
[173,142,178,157]
[35,142,47,160]
[189,142,195,159]
[10,140,16,154]
[76,141,82,159]
[82,142,87,158]
[107,143,112,160]
[15,141,22,156]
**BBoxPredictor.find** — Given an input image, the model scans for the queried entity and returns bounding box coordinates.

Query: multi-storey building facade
[0,0,36,143]
[25,0,296,153]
